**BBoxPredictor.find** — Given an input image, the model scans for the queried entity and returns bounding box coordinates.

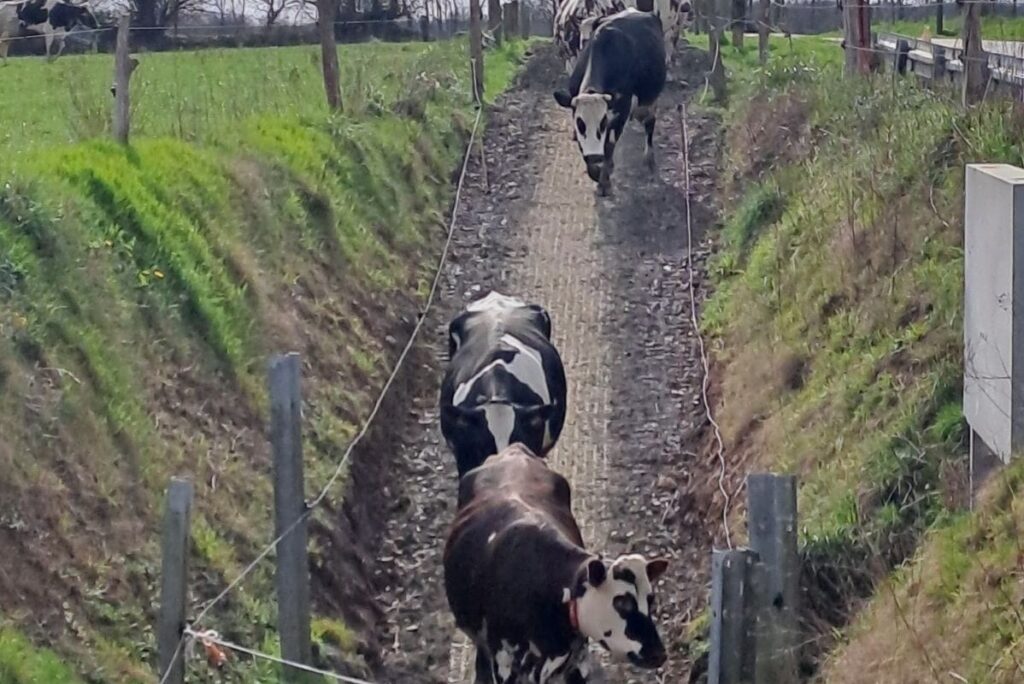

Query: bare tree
[258,0,301,25]
[203,0,249,24]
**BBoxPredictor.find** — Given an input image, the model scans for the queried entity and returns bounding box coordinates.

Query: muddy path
[356,42,724,683]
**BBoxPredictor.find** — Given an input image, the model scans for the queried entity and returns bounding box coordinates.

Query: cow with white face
[554,9,666,196]
[440,291,567,478]
[444,445,671,683]
[0,0,98,64]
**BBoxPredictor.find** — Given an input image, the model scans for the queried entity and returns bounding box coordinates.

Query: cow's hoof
[596,183,612,198]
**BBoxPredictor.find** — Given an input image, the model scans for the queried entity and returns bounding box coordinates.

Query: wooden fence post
[758,0,770,64]
[746,473,800,684]
[157,477,194,684]
[961,0,986,106]
[112,15,138,144]
[488,0,503,45]
[520,1,530,38]
[731,0,746,48]
[895,37,910,75]
[708,548,760,684]
[933,43,947,81]
[317,0,342,111]
[269,353,313,680]
[470,0,485,102]
[708,21,727,103]
[503,1,519,41]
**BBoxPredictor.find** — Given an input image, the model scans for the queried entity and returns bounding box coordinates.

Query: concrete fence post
[964,164,1024,503]
[269,352,313,680]
[746,473,800,683]
[157,477,194,684]
[709,548,761,684]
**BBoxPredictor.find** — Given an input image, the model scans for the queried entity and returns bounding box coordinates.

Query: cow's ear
[529,305,552,338]
[521,404,554,430]
[601,93,613,102]
[442,404,485,428]
[587,558,607,587]
[646,558,670,582]
[553,89,573,109]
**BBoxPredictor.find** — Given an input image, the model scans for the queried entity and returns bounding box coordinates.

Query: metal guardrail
[874,30,1024,86]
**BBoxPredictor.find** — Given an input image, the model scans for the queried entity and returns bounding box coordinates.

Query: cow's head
[553,90,613,182]
[66,2,99,29]
[570,554,670,669]
[442,402,556,471]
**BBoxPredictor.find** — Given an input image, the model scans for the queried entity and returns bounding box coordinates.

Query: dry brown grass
[822,466,1024,684]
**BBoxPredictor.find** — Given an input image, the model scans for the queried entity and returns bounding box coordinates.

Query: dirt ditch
[319,42,727,683]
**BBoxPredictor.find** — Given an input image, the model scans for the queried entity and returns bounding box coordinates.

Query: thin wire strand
[677,102,732,549]
[182,628,376,684]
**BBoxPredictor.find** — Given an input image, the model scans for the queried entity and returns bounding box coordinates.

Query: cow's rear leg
[474,646,495,684]
[52,34,66,61]
[643,110,658,173]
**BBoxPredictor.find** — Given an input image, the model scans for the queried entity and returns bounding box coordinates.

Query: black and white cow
[445,444,670,683]
[554,0,691,73]
[440,291,567,478]
[553,8,667,196]
[0,0,98,64]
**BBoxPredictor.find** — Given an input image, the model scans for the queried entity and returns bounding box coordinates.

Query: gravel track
[366,42,723,683]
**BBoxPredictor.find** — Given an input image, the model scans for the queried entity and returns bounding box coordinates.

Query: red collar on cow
[568,599,580,632]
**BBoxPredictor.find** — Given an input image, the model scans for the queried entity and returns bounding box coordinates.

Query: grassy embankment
[686,33,1024,679]
[0,38,529,682]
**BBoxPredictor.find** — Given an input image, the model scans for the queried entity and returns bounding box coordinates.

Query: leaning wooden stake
[157,477,194,684]
[112,15,139,144]
[269,353,313,680]
[470,0,485,102]
[746,473,800,684]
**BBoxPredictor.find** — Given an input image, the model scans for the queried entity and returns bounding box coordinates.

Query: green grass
[686,33,842,96]
[699,28,1024,665]
[824,462,1024,682]
[0,629,83,684]
[0,38,531,681]
[0,40,487,159]
[872,14,1024,40]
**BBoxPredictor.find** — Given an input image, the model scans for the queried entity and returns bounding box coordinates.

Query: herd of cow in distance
[2,0,692,679]
[444,2,693,681]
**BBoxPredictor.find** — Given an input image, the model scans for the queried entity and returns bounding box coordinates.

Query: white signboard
[964,163,1024,463]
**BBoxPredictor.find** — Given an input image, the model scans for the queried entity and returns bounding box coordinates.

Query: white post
[964,164,1024,497]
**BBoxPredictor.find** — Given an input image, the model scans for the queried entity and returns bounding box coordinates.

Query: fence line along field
[0,38,521,159]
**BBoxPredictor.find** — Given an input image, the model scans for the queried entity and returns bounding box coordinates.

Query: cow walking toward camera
[440,291,567,478]
[554,8,666,196]
[444,444,670,683]
[0,0,98,64]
